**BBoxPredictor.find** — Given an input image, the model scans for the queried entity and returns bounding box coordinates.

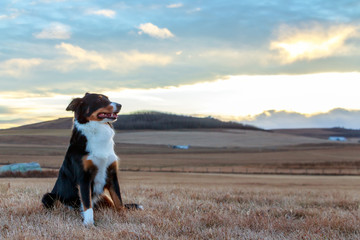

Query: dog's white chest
[75,121,118,195]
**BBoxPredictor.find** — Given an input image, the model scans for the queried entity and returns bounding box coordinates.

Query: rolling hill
[11,112,262,131]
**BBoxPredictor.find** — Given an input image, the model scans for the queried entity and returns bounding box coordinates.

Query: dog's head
[66,93,121,124]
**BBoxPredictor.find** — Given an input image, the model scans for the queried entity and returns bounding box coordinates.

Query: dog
[42,93,142,226]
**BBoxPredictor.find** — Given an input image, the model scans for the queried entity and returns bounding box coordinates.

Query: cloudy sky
[1,0,360,129]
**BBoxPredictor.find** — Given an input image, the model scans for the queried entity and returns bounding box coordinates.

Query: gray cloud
[241,108,360,129]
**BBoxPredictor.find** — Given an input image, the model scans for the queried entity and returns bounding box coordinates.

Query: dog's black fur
[42,93,141,225]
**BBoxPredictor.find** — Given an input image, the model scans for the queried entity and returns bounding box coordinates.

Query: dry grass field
[1,172,360,239]
[1,128,360,238]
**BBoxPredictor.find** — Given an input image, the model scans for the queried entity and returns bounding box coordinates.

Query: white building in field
[328,136,347,142]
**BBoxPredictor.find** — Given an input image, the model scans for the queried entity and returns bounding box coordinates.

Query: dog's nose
[111,102,122,112]
[116,103,122,111]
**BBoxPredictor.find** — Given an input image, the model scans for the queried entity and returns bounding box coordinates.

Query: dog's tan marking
[109,188,123,211]
[83,204,91,211]
[82,156,95,171]
[108,160,118,170]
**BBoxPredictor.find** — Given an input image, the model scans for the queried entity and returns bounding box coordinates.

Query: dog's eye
[97,97,106,103]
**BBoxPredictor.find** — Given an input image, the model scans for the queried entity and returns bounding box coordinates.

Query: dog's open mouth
[97,112,118,120]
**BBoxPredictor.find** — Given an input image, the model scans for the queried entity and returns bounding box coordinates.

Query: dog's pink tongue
[99,113,117,118]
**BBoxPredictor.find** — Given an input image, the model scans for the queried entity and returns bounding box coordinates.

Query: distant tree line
[330,127,360,138]
[113,111,263,131]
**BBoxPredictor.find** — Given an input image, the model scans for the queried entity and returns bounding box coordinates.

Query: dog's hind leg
[42,193,58,209]
[94,192,115,209]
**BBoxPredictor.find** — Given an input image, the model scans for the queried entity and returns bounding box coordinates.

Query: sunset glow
[1,72,360,129]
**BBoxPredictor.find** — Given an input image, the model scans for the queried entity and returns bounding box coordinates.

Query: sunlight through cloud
[270,23,359,63]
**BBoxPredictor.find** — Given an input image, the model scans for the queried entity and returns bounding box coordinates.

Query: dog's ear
[66,98,82,111]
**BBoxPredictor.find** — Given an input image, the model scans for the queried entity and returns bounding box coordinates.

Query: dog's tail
[42,193,58,209]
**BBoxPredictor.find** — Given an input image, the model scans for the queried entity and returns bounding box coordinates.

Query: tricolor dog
[42,93,142,226]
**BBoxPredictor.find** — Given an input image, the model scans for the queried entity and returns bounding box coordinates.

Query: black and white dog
[42,93,142,226]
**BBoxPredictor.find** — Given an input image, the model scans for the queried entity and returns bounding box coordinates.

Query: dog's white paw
[82,208,94,226]
[138,204,144,210]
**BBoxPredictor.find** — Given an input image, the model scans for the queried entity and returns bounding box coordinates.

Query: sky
[1,0,360,129]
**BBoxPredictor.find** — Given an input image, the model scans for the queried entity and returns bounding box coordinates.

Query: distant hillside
[14,118,74,130]
[273,127,360,139]
[113,112,262,130]
[12,112,263,131]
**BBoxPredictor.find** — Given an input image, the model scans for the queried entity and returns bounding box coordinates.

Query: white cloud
[33,22,71,39]
[0,58,43,77]
[138,23,174,39]
[187,7,201,13]
[55,42,172,72]
[87,9,116,18]
[1,43,173,77]
[0,9,20,20]
[55,43,109,70]
[270,23,360,63]
[239,109,360,129]
[166,3,183,8]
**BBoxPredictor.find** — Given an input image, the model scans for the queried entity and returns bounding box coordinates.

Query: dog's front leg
[79,177,94,226]
[106,162,124,211]
[106,161,143,211]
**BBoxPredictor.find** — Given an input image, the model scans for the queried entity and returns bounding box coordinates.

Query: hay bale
[0,162,42,173]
